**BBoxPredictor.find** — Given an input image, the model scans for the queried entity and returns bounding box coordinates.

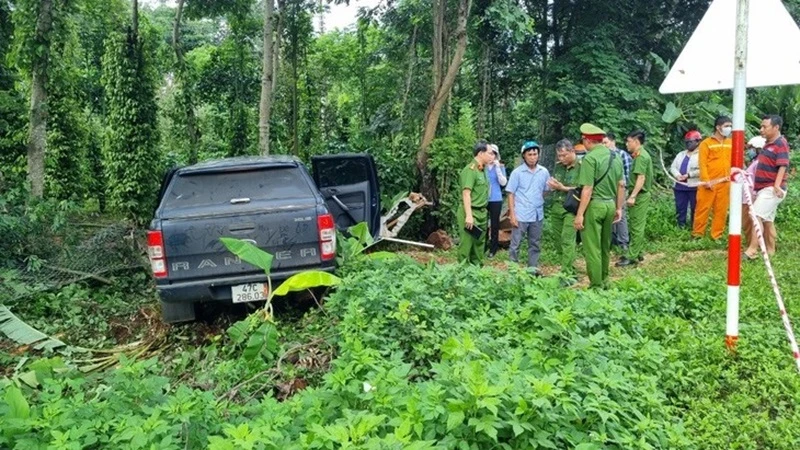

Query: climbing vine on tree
[101,18,160,221]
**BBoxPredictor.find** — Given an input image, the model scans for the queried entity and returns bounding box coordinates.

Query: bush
[0,189,81,267]
[0,256,726,449]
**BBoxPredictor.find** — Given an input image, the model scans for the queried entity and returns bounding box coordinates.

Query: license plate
[231,283,269,304]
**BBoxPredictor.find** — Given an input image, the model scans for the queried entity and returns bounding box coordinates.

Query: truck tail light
[317,214,336,261]
[147,230,168,278]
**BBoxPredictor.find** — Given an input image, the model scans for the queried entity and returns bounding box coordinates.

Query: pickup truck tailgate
[161,205,323,281]
[157,165,326,281]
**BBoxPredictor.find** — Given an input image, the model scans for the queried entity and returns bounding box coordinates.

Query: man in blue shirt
[604,132,632,253]
[506,141,550,274]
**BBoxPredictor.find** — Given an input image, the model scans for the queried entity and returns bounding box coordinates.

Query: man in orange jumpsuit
[692,115,733,240]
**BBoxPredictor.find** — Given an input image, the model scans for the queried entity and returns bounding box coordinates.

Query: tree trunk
[357,21,368,127]
[416,0,471,177]
[317,0,324,33]
[538,0,549,139]
[399,24,417,122]
[290,2,299,156]
[552,0,562,54]
[431,0,443,91]
[477,43,489,137]
[416,0,471,232]
[273,0,284,93]
[643,0,679,83]
[259,0,275,155]
[489,64,495,136]
[173,0,199,163]
[132,0,138,37]
[26,0,54,198]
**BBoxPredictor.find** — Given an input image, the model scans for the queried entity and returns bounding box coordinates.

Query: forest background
[4,0,800,232]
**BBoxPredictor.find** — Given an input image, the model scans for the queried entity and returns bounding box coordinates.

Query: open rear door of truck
[311,154,381,237]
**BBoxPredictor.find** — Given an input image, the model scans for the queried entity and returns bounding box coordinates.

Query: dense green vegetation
[3,187,800,448]
[3,0,800,448]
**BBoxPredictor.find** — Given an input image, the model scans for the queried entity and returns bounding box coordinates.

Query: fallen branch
[217,336,333,403]
[218,369,279,403]
[308,289,330,318]
[43,264,113,285]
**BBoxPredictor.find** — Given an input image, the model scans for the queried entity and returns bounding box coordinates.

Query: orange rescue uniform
[692,136,732,239]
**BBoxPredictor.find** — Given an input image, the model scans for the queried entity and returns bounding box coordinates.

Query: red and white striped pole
[726,0,748,350]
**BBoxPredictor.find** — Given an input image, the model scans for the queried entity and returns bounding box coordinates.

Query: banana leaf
[0,305,66,351]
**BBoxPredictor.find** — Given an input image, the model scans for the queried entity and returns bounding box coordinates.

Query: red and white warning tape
[733,167,800,373]
[656,147,729,188]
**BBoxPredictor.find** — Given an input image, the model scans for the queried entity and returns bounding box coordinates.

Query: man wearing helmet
[506,140,550,275]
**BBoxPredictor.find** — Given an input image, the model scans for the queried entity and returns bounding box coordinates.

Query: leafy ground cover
[3,184,800,449]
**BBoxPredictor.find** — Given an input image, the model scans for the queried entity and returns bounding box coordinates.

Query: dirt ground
[401,248,677,288]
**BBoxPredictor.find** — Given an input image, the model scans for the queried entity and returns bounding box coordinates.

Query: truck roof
[179,156,302,175]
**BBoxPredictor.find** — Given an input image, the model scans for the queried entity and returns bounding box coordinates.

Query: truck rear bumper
[156,265,336,304]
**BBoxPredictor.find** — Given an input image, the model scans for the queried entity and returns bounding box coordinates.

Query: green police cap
[579,123,606,136]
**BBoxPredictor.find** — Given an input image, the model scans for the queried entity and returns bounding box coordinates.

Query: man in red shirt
[743,115,790,259]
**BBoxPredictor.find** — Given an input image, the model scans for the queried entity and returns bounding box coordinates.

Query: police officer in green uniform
[617,130,653,267]
[573,124,626,288]
[547,139,582,283]
[457,141,494,265]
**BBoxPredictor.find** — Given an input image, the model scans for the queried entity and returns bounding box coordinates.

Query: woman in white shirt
[670,130,702,228]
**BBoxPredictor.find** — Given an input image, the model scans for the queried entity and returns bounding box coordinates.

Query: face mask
[721,126,733,137]
[746,149,757,160]
[685,140,699,151]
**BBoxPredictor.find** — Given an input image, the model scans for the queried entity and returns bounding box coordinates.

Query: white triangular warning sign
[660,0,800,94]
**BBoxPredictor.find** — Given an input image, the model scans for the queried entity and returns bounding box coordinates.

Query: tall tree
[0,0,27,186]
[25,0,54,198]
[416,0,472,213]
[258,0,275,155]
[172,0,200,164]
[476,43,489,136]
[284,0,312,156]
[45,8,91,201]
[101,0,161,220]
[398,23,417,123]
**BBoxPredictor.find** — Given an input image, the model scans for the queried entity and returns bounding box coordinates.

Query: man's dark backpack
[562,152,616,215]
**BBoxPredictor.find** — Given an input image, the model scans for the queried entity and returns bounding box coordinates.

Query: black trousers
[487,201,503,254]
[674,188,697,228]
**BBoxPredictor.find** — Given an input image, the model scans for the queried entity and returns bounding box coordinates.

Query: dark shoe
[637,255,644,262]
[615,257,638,267]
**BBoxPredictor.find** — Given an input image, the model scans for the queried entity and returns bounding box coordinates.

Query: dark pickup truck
[147,154,380,322]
